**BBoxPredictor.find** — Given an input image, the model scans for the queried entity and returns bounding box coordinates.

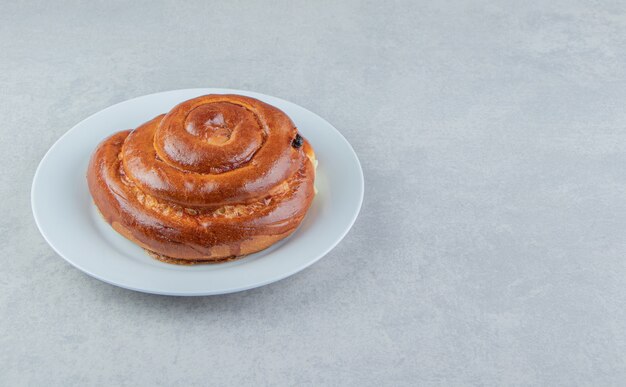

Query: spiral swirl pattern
[87,94,316,264]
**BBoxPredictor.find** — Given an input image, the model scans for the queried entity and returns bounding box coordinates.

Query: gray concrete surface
[2,0,626,385]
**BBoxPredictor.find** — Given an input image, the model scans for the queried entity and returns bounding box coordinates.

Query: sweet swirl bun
[87,94,316,264]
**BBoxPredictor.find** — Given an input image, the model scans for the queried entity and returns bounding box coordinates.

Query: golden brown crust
[87,94,315,264]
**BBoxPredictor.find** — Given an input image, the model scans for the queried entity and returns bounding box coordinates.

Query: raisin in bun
[87,94,316,264]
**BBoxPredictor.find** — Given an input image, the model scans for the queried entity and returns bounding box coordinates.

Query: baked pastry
[87,94,316,264]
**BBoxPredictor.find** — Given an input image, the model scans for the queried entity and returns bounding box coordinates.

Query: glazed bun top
[120,94,307,207]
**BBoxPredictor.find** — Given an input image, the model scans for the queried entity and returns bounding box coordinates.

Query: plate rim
[31,88,364,296]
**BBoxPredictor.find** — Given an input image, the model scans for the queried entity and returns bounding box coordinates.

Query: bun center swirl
[155,102,264,173]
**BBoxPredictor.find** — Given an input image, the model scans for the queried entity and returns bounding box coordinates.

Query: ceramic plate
[31,88,364,295]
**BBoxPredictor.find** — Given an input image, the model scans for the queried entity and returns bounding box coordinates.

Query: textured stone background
[2,0,626,385]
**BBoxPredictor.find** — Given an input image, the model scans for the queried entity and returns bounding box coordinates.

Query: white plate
[32,88,363,296]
